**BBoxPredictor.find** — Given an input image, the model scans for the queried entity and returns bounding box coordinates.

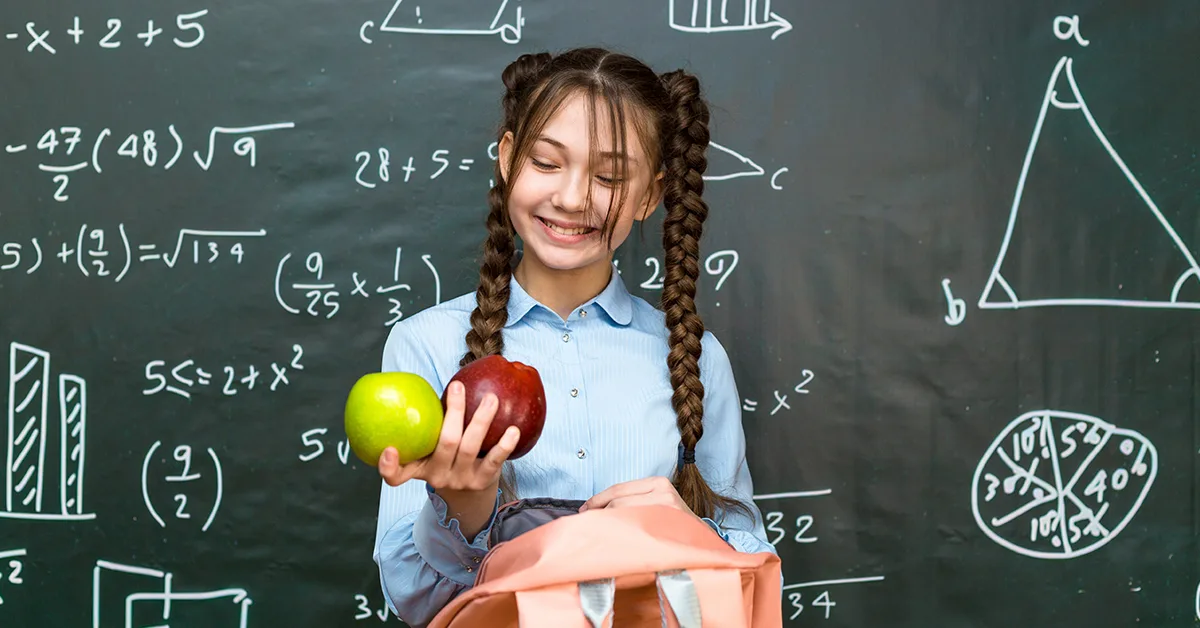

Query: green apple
[344,372,444,466]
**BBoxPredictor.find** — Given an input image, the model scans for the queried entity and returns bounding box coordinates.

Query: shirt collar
[504,263,633,327]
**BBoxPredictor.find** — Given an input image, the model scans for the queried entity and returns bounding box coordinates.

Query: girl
[371,47,777,626]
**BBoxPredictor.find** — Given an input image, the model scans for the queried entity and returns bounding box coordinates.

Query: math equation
[5,122,293,201]
[0,224,266,283]
[4,10,209,55]
[140,442,224,533]
[143,344,305,400]
[274,247,442,326]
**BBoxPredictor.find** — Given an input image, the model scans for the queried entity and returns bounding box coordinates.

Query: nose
[551,169,588,214]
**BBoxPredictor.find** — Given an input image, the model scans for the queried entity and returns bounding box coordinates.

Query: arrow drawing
[669,0,793,40]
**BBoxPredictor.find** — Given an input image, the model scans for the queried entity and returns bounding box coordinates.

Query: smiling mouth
[538,217,597,236]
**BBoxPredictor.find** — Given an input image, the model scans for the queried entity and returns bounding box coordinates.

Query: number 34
[789,591,836,620]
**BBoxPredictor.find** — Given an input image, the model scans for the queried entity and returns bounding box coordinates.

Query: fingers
[456,393,499,466]
[580,477,657,512]
[481,426,521,472]
[430,381,467,468]
[590,488,681,512]
[378,447,421,487]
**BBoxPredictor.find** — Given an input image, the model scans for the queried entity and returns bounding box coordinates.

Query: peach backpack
[427,498,783,627]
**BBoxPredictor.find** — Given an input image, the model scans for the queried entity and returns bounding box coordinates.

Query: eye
[595,175,623,186]
[530,158,557,171]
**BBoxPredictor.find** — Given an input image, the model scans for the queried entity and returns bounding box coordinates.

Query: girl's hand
[377,381,522,492]
[579,476,697,518]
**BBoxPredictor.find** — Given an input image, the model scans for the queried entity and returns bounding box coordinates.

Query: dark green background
[1,1,1196,626]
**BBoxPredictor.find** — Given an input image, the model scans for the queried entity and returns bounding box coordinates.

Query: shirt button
[472,556,480,564]
[570,388,578,397]
[577,448,587,459]
[466,566,474,573]
[562,333,571,343]
[580,309,588,317]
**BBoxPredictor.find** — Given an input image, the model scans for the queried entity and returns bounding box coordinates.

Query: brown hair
[460,47,750,522]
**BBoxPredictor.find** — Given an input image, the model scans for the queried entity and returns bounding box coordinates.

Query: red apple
[442,355,546,459]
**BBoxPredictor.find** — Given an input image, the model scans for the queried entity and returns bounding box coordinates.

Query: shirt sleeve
[371,318,502,627]
[695,332,781,561]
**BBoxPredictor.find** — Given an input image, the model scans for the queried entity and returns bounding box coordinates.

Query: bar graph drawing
[3,341,93,521]
[92,560,252,628]
[669,0,793,40]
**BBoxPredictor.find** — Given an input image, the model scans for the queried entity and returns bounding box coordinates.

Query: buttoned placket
[562,307,593,487]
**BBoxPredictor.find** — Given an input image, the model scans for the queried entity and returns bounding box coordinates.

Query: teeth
[542,218,592,236]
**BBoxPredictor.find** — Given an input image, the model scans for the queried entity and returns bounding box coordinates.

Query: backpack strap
[656,570,702,628]
[578,579,615,627]
[571,571,704,628]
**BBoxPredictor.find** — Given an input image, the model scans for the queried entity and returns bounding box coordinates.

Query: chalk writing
[354,593,392,622]
[140,442,224,533]
[4,11,209,54]
[668,0,793,40]
[354,147,484,188]
[5,122,293,201]
[361,0,525,45]
[754,489,830,547]
[941,278,966,325]
[3,342,93,521]
[978,16,1200,310]
[0,550,26,607]
[143,345,304,400]
[613,249,741,307]
[0,225,266,282]
[298,429,352,465]
[753,490,886,620]
[741,370,816,414]
[355,140,787,190]
[972,410,1158,559]
[274,248,442,326]
[783,576,886,621]
[92,560,251,627]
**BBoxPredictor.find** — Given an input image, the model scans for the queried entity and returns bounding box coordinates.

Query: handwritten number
[764,511,785,546]
[99,19,121,49]
[640,257,664,290]
[354,594,372,620]
[52,174,70,202]
[813,591,836,619]
[794,370,814,394]
[174,10,208,48]
[788,592,803,620]
[222,366,238,396]
[291,345,304,370]
[794,515,818,543]
[355,151,375,188]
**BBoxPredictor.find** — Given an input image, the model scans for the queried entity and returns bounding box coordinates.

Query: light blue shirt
[372,266,777,627]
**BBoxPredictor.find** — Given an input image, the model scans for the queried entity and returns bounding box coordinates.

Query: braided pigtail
[463,52,552,503]
[461,52,553,368]
[659,70,751,522]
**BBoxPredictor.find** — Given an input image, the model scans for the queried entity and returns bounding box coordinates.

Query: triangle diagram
[979,56,1200,309]
[705,141,765,181]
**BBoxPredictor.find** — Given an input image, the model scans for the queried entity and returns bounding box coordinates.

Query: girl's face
[499,92,661,278]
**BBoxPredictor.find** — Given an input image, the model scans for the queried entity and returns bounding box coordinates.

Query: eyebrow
[536,135,639,166]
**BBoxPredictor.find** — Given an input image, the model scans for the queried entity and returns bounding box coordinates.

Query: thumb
[378,448,407,487]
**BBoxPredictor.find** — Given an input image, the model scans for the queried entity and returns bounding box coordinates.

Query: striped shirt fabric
[372,265,777,626]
